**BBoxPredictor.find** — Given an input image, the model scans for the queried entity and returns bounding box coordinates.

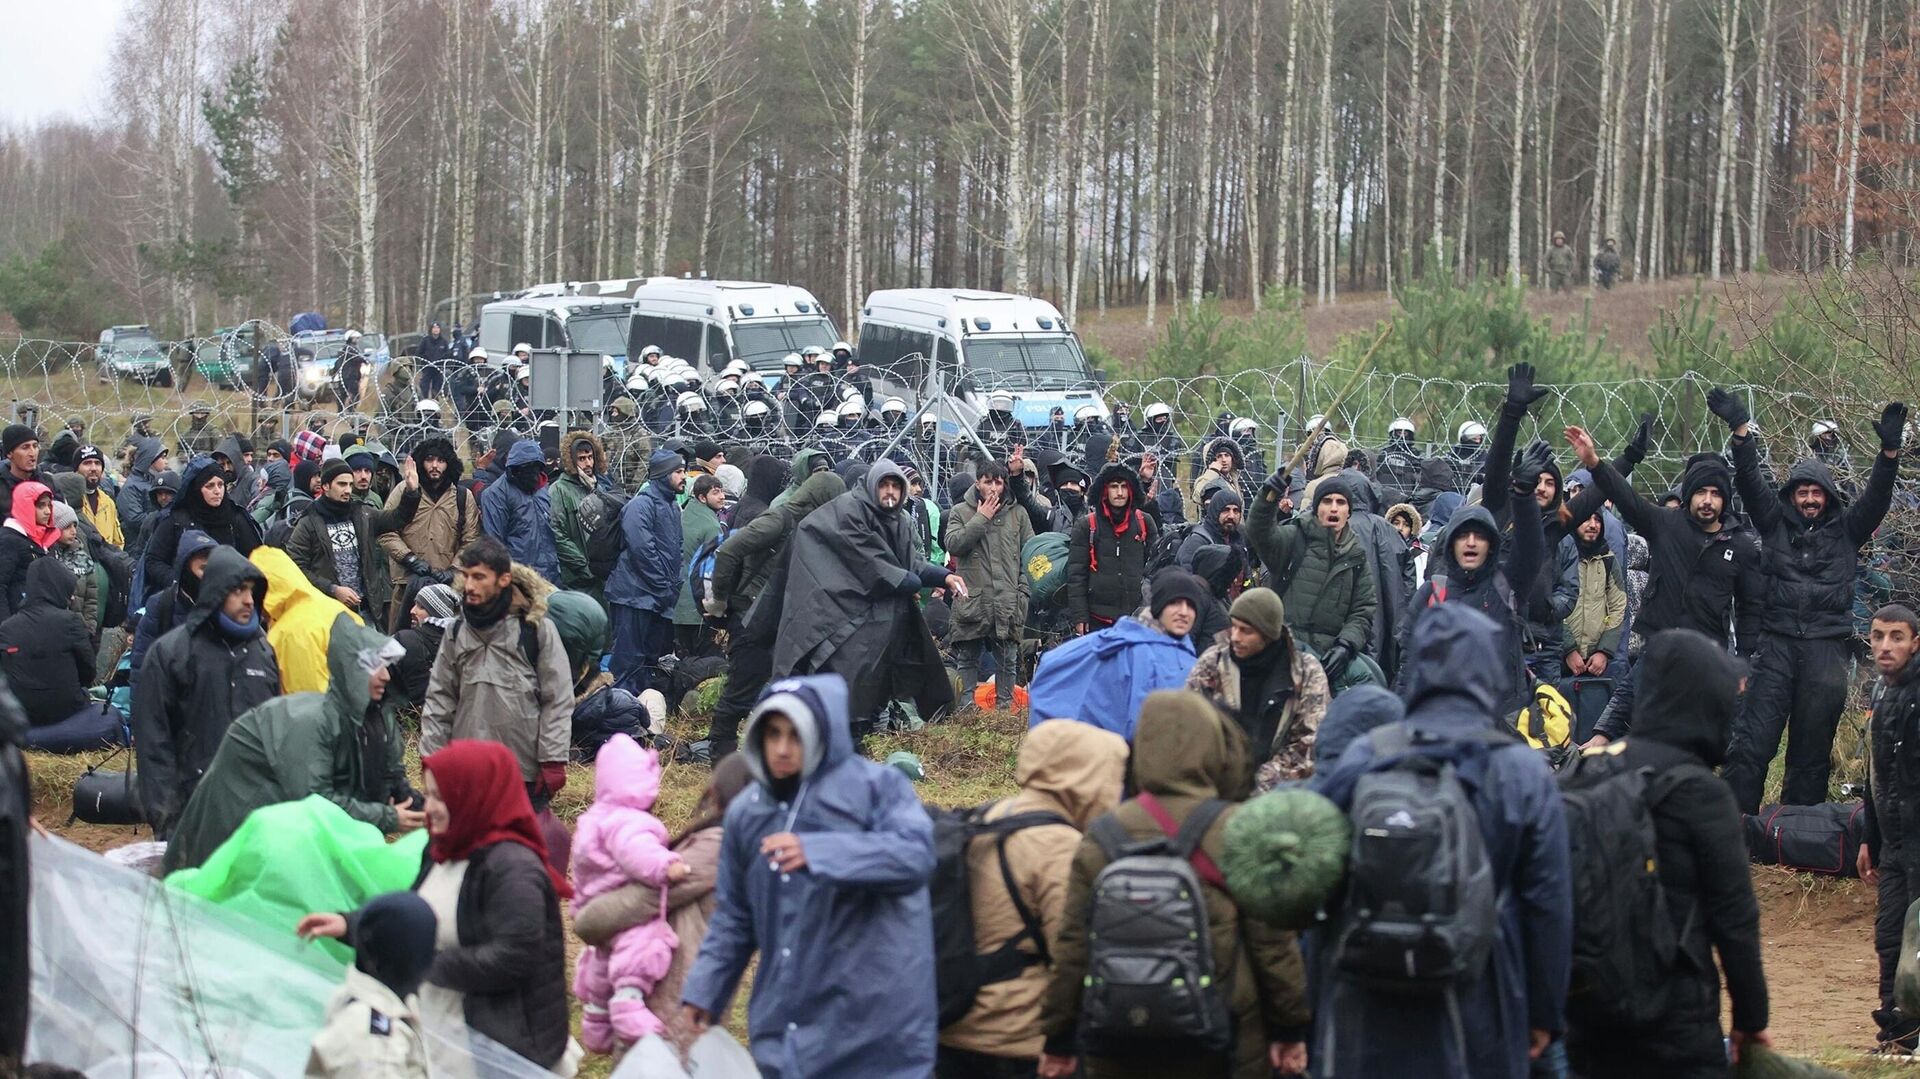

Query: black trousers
[935,1045,1040,1079]
[710,612,772,757]
[1876,846,1920,1042]
[1724,634,1852,813]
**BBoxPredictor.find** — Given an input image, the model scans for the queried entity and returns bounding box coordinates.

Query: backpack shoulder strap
[989,812,1072,966]
[1138,792,1230,889]
[1088,812,1132,863]
[1368,721,1416,758]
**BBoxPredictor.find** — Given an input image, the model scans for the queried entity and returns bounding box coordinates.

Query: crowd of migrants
[8,339,1920,1079]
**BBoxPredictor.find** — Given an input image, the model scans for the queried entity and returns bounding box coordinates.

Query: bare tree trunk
[1188,3,1223,306]
[1244,0,1263,308]
[1633,0,1666,280]
[1275,0,1301,290]
[844,0,872,323]
[1588,0,1620,285]
[1651,0,1670,277]
[1840,1,1867,270]
[1402,0,1426,277]
[1146,0,1163,325]
[1315,0,1336,303]
[1746,0,1775,271]
[1507,0,1535,286]
[1709,0,1740,279]
[1430,0,1455,265]
[1381,18,1395,296]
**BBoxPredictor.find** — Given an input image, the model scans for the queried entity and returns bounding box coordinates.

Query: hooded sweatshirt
[1609,630,1769,1042]
[1314,604,1571,1079]
[1402,491,1544,717]
[943,720,1130,1059]
[0,480,56,619]
[0,558,93,724]
[479,439,562,585]
[1733,435,1895,640]
[1588,454,1760,643]
[116,436,166,536]
[682,674,938,1078]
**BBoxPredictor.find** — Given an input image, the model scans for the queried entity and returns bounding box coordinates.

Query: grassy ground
[24,702,1030,1076]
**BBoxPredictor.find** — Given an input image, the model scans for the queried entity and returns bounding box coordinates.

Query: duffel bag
[1744,801,1866,876]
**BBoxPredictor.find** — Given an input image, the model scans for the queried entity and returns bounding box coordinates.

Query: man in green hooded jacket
[161,616,423,873]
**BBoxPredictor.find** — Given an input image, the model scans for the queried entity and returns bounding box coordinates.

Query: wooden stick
[1280,323,1395,478]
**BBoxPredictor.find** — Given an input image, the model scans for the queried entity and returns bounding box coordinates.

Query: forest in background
[0,0,1914,343]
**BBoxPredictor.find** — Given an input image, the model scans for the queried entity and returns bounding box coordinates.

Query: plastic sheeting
[26,833,556,1077]
[611,1029,761,1079]
[165,795,429,965]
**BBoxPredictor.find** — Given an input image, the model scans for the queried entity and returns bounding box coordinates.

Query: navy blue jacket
[606,474,684,613]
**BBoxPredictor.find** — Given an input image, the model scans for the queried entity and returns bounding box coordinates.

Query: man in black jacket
[1568,425,1762,742]
[1710,389,1905,811]
[131,547,281,837]
[1863,604,1920,1051]
[1565,628,1772,1076]
[284,461,396,625]
[1066,462,1158,635]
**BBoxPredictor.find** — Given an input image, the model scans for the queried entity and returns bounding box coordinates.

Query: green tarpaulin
[166,794,428,964]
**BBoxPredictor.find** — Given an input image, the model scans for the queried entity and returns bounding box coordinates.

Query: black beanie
[2,424,36,456]
[321,461,354,487]
[1149,567,1211,619]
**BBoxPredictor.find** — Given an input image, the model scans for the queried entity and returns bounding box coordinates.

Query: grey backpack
[1332,722,1507,995]
[1079,797,1234,1056]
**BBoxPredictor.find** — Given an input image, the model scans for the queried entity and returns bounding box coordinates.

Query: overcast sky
[0,0,128,128]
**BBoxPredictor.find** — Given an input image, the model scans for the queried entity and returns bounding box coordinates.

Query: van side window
[510,313,546,351]
[704,324,732,368]
[631,315,703,361]
[935,335,960,386]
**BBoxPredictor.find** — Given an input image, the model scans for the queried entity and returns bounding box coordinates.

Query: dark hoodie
[0,559,93,724]
[127,528,220,695]
[1591,630,1768,1060]
[1066,462,1157,628]
[730,455,788,534]
[131,546,281,836]
[1402,487,1544,716]
[116,436,167,536]
[1177,486,1248,572]
[142,456,263,599]
[1589,454,1759,643]
[1732,433,1895,640]
[1409,457,1458,516]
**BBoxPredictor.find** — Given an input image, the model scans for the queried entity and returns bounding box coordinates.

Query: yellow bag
[1514,681,1573,751]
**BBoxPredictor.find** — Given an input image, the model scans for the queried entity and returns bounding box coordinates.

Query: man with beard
[1862,604,1920,1052]
[549,431,618,601]
[71,445,122,548]
[607,449,686,694]
[773,459,964,726]
[1711,390,1904,812]
[479,439,562,585]
[1067,462,1158,636]
[1569,424,1762,744]
[1250,471,1378,687]
[285,461,395,624]
[1176,486,1247,573]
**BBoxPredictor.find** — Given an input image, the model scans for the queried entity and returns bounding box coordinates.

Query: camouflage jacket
[1186,628,1329,792]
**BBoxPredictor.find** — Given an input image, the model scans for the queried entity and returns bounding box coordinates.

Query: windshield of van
[730,318,838,371]
[962,336,1095,391]
[567,313,629,356]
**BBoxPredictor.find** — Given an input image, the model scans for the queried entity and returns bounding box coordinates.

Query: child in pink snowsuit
[570,734,687,1052]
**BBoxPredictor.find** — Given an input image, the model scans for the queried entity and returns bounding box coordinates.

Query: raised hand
[1876,402,1909,452]
[1705,387,1751,431]
[1505,362,1551,413]
[1621,412,1654,467]
[1563,426,1601,469]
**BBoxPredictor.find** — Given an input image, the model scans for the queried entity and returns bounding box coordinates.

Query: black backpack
[1146,519,1198,574]
[1557,746,1701,1027]
[930,803,1072,1027]
[1333,722,1507,996]
[1078,796,1234,1055]
[579,489,631,578]
[685,527,732,619]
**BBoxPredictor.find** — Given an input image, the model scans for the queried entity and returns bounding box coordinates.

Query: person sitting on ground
[252,546,361,695]
[1027,568,1206,739]
[132,546,282,838]
[0,560,119,754]
[391,582,460,708]
[1040,690,1310,1078]
[0,481,56,619]
[303,891,437,1078]
[299,739,580,1072]
[1563,629,1771,1076]
[572,755,754,1064]
[1186,587,1330,792]
[161,617,423,873]
[47,501,101,648]
[681,674,938,1078]
[939,720,1130,1078]
[140,456,262,603]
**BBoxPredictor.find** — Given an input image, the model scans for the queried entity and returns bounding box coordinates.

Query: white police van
[626,278,841,384]
[855,288,1106,433]
[478,291,635,372]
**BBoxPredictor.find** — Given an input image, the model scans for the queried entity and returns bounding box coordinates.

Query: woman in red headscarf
[301,740,580,1072]
[0,481,58,619]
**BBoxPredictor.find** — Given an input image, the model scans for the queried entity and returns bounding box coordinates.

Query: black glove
[1504,362,1551,416]
[1876,402,1909,451]
[1705,387,1751,430]
[402,555,434,579]
[1320,641,1355,683]
[1262,468,1289,502]
[433,566,456,585]
[1512,439,1554,497]
[1620,413,1654,468]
